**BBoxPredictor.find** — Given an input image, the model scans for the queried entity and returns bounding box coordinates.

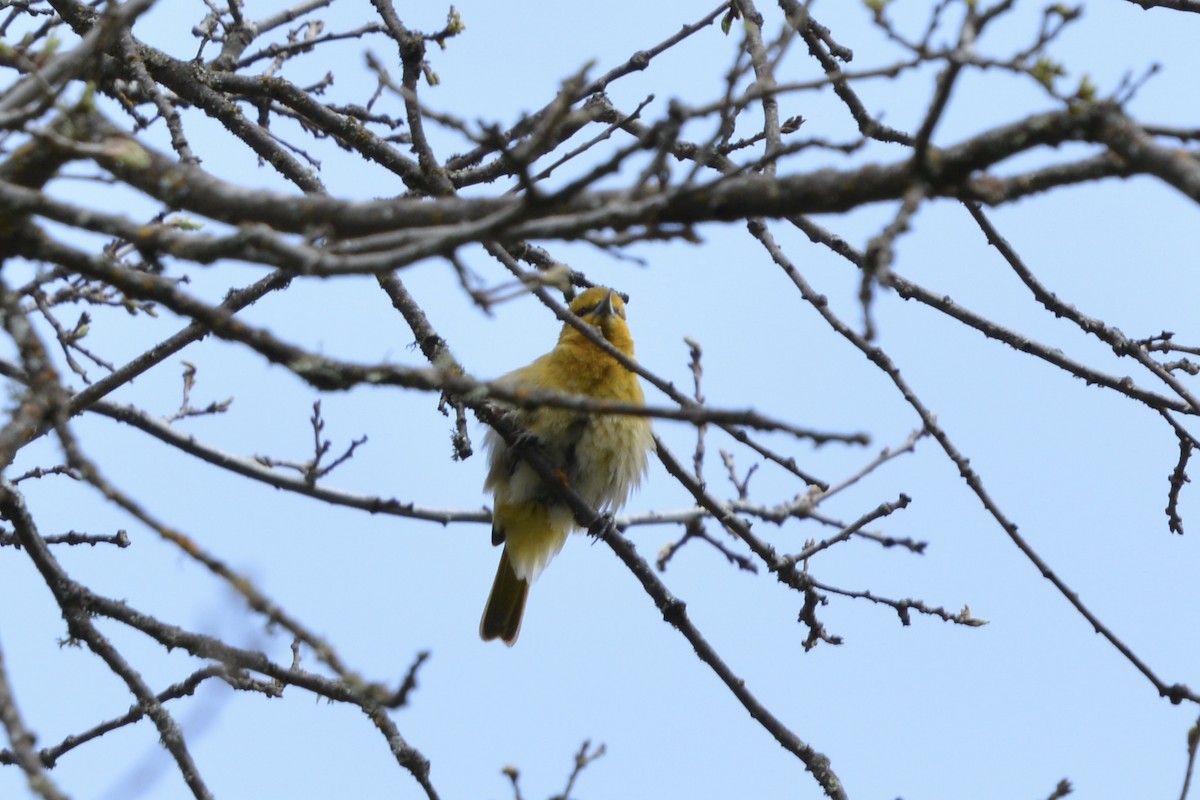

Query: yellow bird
[480,286,653,645]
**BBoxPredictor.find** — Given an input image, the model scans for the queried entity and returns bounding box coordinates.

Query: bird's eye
[575,302,600,317]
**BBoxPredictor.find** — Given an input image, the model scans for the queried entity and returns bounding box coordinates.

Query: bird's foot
[588,511,617,539]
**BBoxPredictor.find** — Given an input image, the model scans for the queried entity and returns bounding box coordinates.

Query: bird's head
[559,286,635,356]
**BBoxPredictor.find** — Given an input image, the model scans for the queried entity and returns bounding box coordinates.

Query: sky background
[2,1,1199,799]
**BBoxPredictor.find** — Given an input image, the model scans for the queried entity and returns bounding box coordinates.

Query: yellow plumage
[480,287,653,645]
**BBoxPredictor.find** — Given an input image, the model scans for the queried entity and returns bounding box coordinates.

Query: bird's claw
[588,512,616,539]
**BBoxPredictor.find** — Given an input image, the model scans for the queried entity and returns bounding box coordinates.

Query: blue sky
[2,1,1199,799]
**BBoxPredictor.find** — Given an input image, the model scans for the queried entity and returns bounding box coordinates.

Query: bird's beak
[597,291,617,319]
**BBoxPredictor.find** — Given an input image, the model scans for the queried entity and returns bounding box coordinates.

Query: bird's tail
[480,549,529,646]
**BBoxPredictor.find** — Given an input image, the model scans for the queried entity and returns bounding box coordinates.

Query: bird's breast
[566,413,652,511]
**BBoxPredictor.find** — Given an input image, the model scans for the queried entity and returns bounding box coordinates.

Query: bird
[480,286,654,645]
